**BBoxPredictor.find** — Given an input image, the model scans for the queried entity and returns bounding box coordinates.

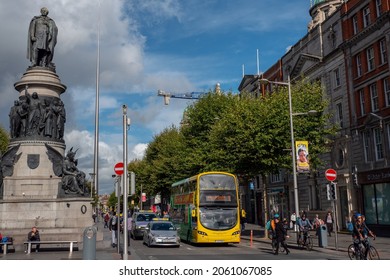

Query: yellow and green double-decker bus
[169,171,241,244]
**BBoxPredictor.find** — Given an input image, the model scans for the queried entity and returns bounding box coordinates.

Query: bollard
[83,226,97,260]
[250,230,253,247]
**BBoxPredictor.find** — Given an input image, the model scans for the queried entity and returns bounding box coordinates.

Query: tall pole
[288,74,300,234]
[122,105,129,260]
[93,0,101,207]
[116,176,121,254]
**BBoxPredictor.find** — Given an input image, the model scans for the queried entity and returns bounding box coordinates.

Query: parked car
[143,219,180,247]
[130,211,157,239]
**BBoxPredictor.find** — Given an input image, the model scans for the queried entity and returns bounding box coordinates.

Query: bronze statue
[25,91,43,136]
[9,100,21,138]
[0,145,22,197]
[27,7,58,68]
[46,144,87,196]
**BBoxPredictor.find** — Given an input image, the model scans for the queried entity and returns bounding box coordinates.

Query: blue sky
[0,0,312,194]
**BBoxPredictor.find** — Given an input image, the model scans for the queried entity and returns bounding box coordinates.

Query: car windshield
[151,223,175,231]
[137,213,156,221]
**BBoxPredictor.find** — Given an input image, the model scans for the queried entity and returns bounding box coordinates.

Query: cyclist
[297,213,313,244]
[352,213,375,259]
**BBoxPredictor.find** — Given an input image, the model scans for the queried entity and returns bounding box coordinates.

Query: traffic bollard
[83,226,97,260]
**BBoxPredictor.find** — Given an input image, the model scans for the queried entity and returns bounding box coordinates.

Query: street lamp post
[259,74,300,228]
[122,104,130,260]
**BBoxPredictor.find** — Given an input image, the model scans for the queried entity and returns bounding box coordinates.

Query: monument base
[0,197,103,251]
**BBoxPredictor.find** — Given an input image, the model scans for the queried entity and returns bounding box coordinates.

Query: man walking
[109,212,118,248]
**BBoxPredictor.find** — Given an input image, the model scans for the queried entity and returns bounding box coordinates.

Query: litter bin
[317,224,328,248]
[83,226,97,260]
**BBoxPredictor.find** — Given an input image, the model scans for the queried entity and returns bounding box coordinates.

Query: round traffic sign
[114,162,124,175]
[325,168,337,181]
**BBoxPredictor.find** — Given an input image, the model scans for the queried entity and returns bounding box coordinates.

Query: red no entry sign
[325,168,337,181]
[114,162,124,175]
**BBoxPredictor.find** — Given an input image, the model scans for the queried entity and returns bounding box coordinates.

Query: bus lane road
[129,237,346,260]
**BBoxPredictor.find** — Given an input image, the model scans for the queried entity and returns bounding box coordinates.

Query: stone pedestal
[0,67,97,248]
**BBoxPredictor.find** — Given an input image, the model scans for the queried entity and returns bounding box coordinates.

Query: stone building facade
[238,0,390,236]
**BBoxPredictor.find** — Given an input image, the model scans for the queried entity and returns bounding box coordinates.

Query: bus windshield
[199,174,236,190]
[199,207,238,230]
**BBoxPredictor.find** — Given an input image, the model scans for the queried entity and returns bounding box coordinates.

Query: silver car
[143,220,180,247]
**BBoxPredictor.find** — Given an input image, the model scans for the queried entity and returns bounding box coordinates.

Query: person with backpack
[274,215,290,255]
[109,211,118,248]
[352,213,375,259]
[266,214,279,251]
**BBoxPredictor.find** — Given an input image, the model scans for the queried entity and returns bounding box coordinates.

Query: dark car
[143,219,180,247]
[130,211,157,239]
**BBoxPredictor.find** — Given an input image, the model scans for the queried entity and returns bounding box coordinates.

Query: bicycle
[297,228,313,251]
[348,237,380,260]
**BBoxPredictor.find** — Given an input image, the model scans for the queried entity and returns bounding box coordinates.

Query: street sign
[325,168,337,181]
[114,162,124,175]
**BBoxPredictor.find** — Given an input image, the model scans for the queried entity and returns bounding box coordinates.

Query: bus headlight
[197,230,208,236]
[232,231,241,235]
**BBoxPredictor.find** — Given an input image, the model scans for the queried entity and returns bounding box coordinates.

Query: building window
[363,6,371,28]
[370,83,379,112]
[367,47,375,71]
[388,124,390,150]
[336,102,343,128]
[376,0,383,17]
[374,128,384,160]
[334,68,341,88]
[363,183,390,225]
[379,39,388,65]
[385,78,390,107]
[271,171,282,183]
[363,131,370,162]
[356,54,362,77]
[359,89,366,116]
[352,15,359,35]
[336,148,344,168]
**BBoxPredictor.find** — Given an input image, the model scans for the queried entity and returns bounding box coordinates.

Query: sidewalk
[0,221,138,260]
[241,223,390,259]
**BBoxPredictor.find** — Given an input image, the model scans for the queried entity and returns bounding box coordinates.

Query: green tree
[0,125,9,154]
[180,91,238,173]
[143,125,189,200]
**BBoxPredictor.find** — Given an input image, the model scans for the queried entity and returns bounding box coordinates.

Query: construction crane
[157,90,205,105]
[157,83,221,105]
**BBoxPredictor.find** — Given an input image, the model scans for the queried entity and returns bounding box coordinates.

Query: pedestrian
[27,226,40,252]
[290,212,297,230]
[240,209,247,232]
[324,211,334,236]
[109,212,118,248]
[104,212,110,228]
[127,214,133,246]
[274,216,290,255]
[313,214,324,230]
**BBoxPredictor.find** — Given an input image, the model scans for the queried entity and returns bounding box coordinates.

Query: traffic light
[330,183,337,200]
[326,183,337,200]
[353,165,359,187]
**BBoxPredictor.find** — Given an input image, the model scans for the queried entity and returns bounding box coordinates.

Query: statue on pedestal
[27,7,58,69]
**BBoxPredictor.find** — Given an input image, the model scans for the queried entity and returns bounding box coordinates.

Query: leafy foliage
[0,125,9,154]
[131,79,336,198]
